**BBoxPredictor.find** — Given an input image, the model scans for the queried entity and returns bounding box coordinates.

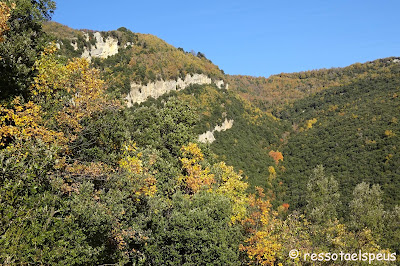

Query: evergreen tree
[0,0,55,100]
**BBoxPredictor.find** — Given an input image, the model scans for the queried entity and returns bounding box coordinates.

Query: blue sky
[52,0,400,77]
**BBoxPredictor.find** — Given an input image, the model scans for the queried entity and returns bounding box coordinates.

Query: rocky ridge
[81,32,119,59]
[126,74,227,106]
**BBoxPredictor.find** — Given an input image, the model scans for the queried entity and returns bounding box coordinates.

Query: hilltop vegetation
[44,21,225,97]
[228,58,400,112]
[0,1,399,264]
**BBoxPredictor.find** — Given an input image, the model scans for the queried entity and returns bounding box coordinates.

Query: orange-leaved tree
[269,150,283,165]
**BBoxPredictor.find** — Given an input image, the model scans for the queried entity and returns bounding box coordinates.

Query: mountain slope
[44,23,400,211]
[2,11,399,263]
[277,63,400,212]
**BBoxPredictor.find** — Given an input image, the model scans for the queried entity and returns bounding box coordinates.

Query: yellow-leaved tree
[0,2,15,43]
[239,187,282,266]
[212,162,248,223]
[31,44,121,141]
[179,143,249,223]
[0,97,66,148]
[118,141,157,198]
[179,142,215,194]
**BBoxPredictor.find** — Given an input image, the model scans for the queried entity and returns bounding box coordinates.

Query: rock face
[198,118,234,143]
[215,80,229,90]
[126,74,226,106]
[81,32,119,59]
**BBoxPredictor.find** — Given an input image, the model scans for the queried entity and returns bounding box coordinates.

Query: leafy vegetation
[0,0,56,100]
[1,1,399,264]
[279,66,400,211]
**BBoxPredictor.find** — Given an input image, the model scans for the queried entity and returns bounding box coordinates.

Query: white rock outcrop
[198,118,234,143]
[71,41,78,51]
[215,80,224,89]
[126,74,226,106]
[81,32,119,59]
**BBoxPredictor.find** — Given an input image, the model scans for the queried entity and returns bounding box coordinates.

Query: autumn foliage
[0,2,14,43]
[31,45,121,139]
[0,97,65,148]
[180,142,215,193]
[239,187,281,265]
[1,4,399,263]
[268,150,283,165]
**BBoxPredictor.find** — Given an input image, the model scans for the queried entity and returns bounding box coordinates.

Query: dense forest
[0,0,399,265]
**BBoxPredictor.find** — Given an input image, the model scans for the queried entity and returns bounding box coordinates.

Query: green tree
[305,165,340,224]
[382,205,400,253]
[349,182,385,236]
[0,140,97,265]
[0,0,56,100]
[128,97,198,162]
[142,192,243,265]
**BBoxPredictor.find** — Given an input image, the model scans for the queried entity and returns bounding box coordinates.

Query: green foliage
[2,5,400,262]
[127,97,198,161]
[70,108,131,165]
[228,57,400,112]
[349,182,385,236]
[148,83,289,196]
[279,65,400,213]
[142,192,243,265]
[0,141,96,265]
[382,206,400,253]
[306,165,340,224]
[0,0,55,100]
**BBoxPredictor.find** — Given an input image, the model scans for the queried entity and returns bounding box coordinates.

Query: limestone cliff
[198,118,234,143]
[126,74,227,106]
[81,32,119,59]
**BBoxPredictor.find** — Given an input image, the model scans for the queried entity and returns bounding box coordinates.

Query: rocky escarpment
[198,118,234,143]
[81,32,119,59]
[126,74,227,106]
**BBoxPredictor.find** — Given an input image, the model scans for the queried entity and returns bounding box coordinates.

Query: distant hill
[43,21,225,100]
[228,58,400,112]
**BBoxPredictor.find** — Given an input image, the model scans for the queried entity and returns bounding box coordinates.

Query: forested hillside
[219,60,400,254]
[279,62,400,211]
[228,58,400,112]
[0,0,399,265]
